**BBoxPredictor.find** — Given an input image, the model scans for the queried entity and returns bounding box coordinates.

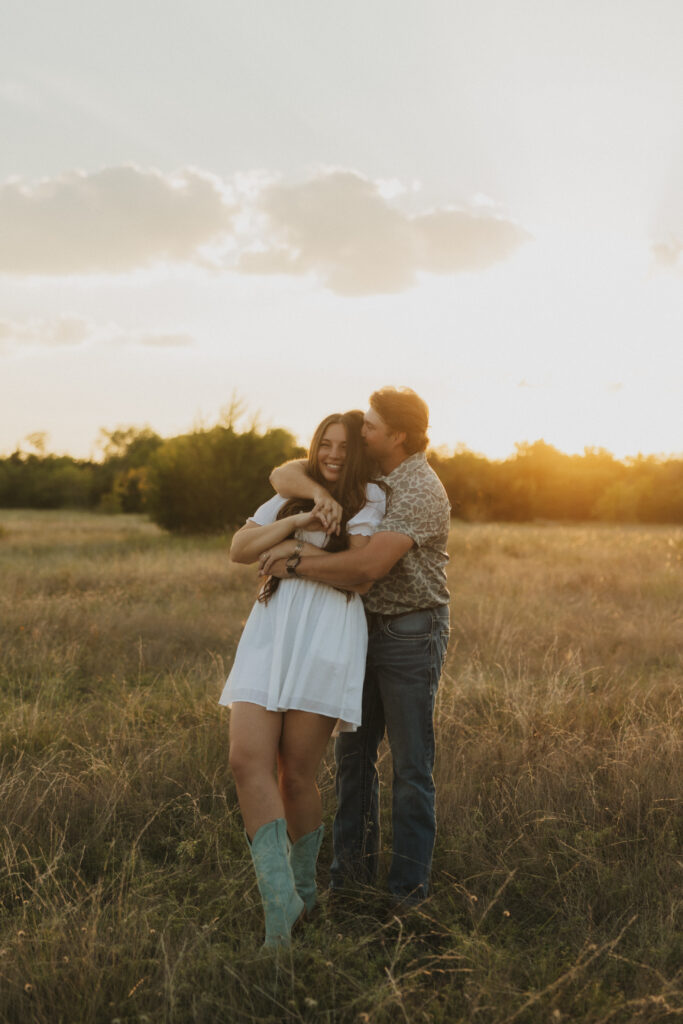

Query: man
[267,387,451,904]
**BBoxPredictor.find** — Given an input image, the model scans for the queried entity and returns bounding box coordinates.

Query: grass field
[0,510,681,1023]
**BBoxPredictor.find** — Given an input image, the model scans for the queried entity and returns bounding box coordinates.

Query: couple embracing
[221,386,451,948]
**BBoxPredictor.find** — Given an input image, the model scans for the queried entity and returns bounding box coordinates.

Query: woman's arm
[230,510,324,564]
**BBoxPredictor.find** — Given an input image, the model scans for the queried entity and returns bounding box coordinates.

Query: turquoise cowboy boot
[290,824,325,913]
[247,818,305,948]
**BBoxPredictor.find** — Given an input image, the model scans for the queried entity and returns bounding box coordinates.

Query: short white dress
[219,483,385,732]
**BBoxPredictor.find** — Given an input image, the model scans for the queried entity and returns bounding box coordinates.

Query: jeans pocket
[384,609,433,640]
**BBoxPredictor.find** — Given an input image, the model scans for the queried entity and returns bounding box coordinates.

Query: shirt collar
[379,451,426,484]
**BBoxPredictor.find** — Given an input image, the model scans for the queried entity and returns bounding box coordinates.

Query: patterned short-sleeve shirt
[364,452,451,615]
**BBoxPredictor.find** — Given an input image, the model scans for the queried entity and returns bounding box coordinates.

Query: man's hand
[260,556,289,579]
[261,532,413,589]
[259,541,296,575]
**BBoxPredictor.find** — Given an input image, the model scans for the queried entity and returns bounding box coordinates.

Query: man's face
[361,406,395,462]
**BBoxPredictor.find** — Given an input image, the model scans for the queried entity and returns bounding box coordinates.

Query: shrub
[145,425,303,532]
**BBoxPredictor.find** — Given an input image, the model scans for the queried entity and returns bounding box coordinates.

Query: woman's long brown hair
[258,410,371,603]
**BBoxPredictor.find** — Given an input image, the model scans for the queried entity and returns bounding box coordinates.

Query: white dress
[219,483,386,733]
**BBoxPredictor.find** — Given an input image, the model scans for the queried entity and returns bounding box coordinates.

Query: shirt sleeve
[376,479,449,547]
[347,483,387,536]
[248,493,288,526]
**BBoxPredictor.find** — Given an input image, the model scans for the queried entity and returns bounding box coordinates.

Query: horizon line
[4,426,682,465]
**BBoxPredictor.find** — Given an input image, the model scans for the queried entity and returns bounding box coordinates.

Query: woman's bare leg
[278,710,337,841]
[229,702,284,839]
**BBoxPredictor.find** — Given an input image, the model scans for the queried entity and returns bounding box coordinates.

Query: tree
[145,425,304,532]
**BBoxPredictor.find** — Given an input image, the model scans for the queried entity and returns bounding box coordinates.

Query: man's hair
[369,387,429,455]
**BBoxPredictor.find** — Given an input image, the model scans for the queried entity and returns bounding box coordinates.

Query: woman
[220,411,385,948]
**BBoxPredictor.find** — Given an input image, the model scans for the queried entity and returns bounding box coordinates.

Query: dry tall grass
[0,511,681,1023]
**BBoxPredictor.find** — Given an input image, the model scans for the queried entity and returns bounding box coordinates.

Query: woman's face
[316,422,348,485]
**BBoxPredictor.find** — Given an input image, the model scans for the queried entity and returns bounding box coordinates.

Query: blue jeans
[330,605,450,901]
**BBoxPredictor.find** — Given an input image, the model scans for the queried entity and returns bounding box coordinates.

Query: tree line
[1,426,681,530]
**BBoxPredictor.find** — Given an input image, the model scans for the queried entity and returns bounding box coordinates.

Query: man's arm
[269,459,312,498]
[269,459,342,534]
[230,509,325,564]
[263,531,413,588]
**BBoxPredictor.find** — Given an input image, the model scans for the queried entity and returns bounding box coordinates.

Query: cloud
[0,315,90,346]
[651,238,682,270]
[414,209,528,274]
[239,172,415,294]
[239,170,530,295]
[0,316,195,350]
[0,166,233,275]
[0,165,529,294]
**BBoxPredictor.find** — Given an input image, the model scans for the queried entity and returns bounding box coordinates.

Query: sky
[1,0,681,460]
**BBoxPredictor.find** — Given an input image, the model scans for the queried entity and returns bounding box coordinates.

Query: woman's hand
[311,486,343,535]
[294,508,327,531]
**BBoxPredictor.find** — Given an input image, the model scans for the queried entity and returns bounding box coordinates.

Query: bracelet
[293,539,304,557]
[285,553,301,577]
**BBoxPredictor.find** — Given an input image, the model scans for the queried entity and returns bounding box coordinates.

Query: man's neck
[379,449,411,476]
